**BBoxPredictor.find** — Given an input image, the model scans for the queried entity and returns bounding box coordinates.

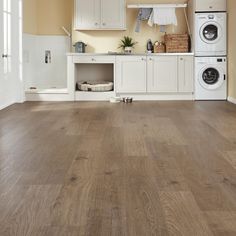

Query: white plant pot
[124,47,132,54]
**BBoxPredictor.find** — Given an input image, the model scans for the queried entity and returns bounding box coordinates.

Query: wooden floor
[1,101,236,236]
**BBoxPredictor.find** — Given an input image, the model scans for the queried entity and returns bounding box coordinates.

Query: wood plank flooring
[0,101,236,236]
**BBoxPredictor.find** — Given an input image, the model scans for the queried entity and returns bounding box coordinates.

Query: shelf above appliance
[127,3,187,9]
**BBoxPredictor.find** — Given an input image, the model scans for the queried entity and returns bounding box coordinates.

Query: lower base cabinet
[178,56,194,93]
[116,55,194,94]
[147,56,178,93]
[116,56,147,93]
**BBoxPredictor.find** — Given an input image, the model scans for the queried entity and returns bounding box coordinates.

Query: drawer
[73,56,116,64]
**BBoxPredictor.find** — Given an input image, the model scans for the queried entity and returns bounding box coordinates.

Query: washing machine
[189,0,227,13]
[194,12,227,56]
[195,57,227,100]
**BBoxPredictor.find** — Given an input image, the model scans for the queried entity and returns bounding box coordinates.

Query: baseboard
[25,93,74,101]
[0,101,15,110]
[116,93,195,101]
[75,91,115,101]
[228,97,236,104]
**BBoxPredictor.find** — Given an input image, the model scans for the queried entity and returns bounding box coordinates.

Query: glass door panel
[3,0,12,74]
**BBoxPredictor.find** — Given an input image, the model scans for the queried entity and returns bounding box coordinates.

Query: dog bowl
[122,97,133,103]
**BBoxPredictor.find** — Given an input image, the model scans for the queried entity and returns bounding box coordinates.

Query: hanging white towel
[148,8,177,26]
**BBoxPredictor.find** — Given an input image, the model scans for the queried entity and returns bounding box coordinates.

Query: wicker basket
[154,41,166,53]
[164,34,189,53]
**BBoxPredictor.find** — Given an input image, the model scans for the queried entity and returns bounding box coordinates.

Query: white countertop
[67,52,194,56]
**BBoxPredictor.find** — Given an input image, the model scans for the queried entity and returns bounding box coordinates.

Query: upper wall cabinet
[74,0,100,30]
[74,0,126,30]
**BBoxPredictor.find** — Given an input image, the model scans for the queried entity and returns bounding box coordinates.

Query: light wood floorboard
[0,101,236,235]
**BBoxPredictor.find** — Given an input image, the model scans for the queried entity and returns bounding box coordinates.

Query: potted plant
[119,36,137,54]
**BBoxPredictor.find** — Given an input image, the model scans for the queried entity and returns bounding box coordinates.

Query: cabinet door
[101,0,125,29]
[147,56,178,93]
[116,56,147,93]
[74,0,100,30]
[178,56,194,93]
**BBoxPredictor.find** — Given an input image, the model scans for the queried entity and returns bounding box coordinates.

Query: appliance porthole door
[199,66,224,90]
[200,22,222,44]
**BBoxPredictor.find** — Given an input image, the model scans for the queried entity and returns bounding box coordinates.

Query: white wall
[23,34,69,89]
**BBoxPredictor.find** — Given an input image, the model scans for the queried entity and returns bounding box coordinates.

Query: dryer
[195,57,227,100]
[194,12,227,56]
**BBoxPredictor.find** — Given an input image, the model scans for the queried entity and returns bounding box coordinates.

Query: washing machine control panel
[208,15,215,20]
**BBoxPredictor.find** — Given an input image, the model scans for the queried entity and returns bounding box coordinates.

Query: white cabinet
[147,56,178,93]
[73,55,116,64]
[74,0,125,30]
[74,0,100,30]
[101,0,125,29]
[178,56,194,93]
[116,56,147,93]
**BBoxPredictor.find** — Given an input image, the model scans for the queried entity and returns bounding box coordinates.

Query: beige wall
[228,0,236,99]
[37,0,73,35]
[23,0,73,35]
[23,0,187,51]
[23,0,37,34]
[72,0,188,53]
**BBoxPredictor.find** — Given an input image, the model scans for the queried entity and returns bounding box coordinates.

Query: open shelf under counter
[75,91,115,101]
[74,59,115,101]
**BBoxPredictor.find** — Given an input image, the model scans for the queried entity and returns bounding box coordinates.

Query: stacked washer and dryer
[188,0,227,100]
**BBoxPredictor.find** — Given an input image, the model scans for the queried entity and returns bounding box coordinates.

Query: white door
[0,1,3,86]
[0,0,22,110]
[101,0,125,29]
[116,56,147,93]
[178,56,194,93]
[147,56,178,93]
[0,0,13,109]
[74,0,100,30]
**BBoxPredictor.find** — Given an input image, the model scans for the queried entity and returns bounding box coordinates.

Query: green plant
[118,36,137,49]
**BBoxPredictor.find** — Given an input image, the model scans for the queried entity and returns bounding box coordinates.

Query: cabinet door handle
[180,58,183,61]
[2,54,8,58]
[91,58,96,61]
[141,58,146,61]
[94,23,98,26]
[149,58,152,61]
[102,23,106,26]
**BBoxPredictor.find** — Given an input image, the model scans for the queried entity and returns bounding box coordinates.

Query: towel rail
[127,4,187,9]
